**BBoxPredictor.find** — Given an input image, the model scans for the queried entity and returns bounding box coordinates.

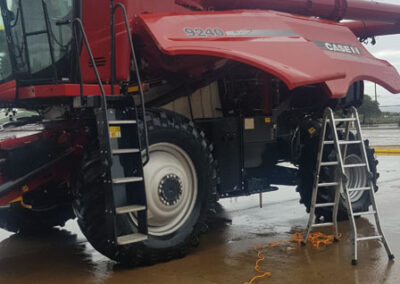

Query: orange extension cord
[244,231,343,284]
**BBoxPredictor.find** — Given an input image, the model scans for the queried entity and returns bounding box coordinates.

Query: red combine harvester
[0,0,398,265]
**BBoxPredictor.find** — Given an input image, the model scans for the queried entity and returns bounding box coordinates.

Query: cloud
[373,50,400,60]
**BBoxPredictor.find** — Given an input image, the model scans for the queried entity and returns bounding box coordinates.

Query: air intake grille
[89,57,107,67]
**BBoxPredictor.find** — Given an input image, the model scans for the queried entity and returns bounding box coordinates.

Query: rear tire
[297,135,378,221]
[73,110,217,265]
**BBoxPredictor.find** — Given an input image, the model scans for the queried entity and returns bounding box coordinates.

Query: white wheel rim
[341,154,368,202]
[130,143,198,236]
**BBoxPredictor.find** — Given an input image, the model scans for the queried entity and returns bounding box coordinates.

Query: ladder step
[357,235,382,242]
[116,205,146,215]
[109,120,137,125]
[113,177,143,184]
[315,202,336,208]
[324,140,362,145]
[321,161,339,166]
[348,187,371,192]
[312,222,334,228]
[318,182,339,187]
[112,149,140,155]
[26,30,48,36]
[353,211,376,217]
[344,163,367,168]
[117,233,148,245]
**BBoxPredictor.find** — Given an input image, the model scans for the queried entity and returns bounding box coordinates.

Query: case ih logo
[314,41,362,55]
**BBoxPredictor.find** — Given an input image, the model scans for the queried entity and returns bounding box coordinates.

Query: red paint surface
[0,80,16,101]
[80,0,187,83]
[140,10,400,98]
[17,84,119,100]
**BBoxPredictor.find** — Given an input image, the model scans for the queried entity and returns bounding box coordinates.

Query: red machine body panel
[0,83,119,101]
[0,81,17,101]
[139,10,400,98]
[80,0,187,83]
[17,84,119,100]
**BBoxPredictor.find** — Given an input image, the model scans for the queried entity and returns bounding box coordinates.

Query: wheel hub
[341,154,368,202]
[129,142,198,237]
[158,174,183,206]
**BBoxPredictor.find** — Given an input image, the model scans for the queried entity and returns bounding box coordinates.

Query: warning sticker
[109,126,122,138]
[244,118,255,130]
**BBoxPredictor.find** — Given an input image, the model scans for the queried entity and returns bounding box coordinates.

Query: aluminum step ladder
[302,107,394,265]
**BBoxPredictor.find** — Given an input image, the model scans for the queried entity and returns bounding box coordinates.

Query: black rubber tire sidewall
[73,110,217,265]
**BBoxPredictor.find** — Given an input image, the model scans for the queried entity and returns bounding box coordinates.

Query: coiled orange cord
[244,231,343,284]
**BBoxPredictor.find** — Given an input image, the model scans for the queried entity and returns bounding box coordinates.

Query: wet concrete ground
[0,127,399,284]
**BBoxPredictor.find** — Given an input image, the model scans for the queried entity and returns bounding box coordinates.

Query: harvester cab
[0,0,75,87]
[0,0,398,266]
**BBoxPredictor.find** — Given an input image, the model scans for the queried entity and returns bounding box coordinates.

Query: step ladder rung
[315,202,336,208]
[117,233,148,245]
[353,211,376,217]
[109,120,137,125]
[348,187,371,192]
[113,177,143,184]
[312,222,334,228]
[324,140,362,145]
[318,182,339,187]
[332,118,357,122]
[336,128,356,131]
[116,205,146,215]
[357,235,382,242]
[343,163,367,168]
[112,149,140,155]
[321,161,339,166]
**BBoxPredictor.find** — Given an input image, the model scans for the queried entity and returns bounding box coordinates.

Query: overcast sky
[362,0,400,111]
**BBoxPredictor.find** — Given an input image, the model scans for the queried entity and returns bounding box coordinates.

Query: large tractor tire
[73,110,218,265]
[0,202,74,234]
[297,134,378,221]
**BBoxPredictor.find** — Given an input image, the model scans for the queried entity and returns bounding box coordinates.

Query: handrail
[113,3,150,165]
[72,18,113,165]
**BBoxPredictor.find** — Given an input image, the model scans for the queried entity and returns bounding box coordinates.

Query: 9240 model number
[184,27,225,37]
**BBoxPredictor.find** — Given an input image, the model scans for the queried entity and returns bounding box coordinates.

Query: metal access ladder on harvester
[302,107,395,265]
[72,2,151,247]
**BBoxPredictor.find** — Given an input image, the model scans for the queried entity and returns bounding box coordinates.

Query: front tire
[73,110,217,265]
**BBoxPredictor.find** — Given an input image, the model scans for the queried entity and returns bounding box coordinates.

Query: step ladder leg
[343,183,359,265]
[375,216,395,261]
[369,187,395,260]
[328,109,346,243]
[332,182,342,241]
[341,116,353,159]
